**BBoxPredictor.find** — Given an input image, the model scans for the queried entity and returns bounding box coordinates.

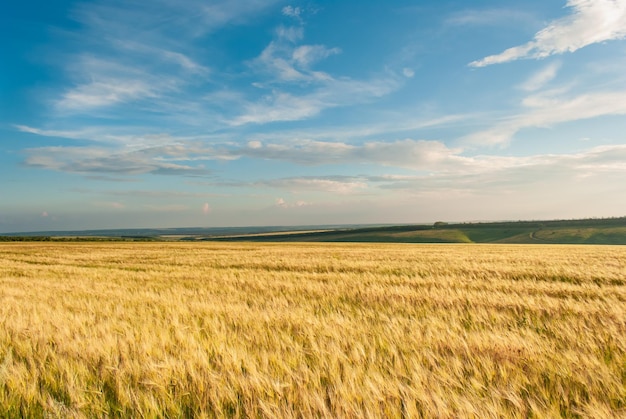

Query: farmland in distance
[1,242,625,417]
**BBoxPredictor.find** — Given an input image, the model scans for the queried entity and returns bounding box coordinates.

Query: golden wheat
[0,242,624,417]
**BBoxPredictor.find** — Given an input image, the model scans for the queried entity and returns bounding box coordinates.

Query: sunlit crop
[1,242,624,417]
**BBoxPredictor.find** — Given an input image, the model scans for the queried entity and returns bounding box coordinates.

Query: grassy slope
[212,225,626,244]
[459,227,534,243]
[295,229,472,243]
[205,217,626,244]
[533,227,626,244]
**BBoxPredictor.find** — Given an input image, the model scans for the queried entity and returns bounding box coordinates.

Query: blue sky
[2,0,626,232]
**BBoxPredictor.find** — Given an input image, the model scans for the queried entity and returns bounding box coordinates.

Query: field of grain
[0,242,624,417]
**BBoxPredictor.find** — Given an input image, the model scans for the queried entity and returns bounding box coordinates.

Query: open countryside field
[1,242,625,417]
[206,219,626,245]
[3,217,626,245]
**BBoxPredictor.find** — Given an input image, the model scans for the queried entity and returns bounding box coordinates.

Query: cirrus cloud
[470,0,626,67]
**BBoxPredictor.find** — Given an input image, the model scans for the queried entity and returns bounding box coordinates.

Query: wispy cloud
[54,0,280,114]
[242,113,476,143]
[275,25,304,43]
[112,40,209,74]
[275,197,310,208]
[292,45,341,68]
[260,177,368,194]
[519,62,562,91]
[16,125,94,140]
[57,79,159,111]
[231,77,401,125]
[55,55,181,112]
[16,124,218,149]
[465,89,626,145]
[281,4,306,26]
[102,190,223,199]
[234,138,473,171]
[446,8,536,27]
[234,16,400,125]
[200,144,626,210]
[231,92,327,125]
[282,5,302,19]
[24,146,209,176]
[251,25,340,84]
[352,150,626,223]
[73,0,282,40]
[470,0,626,67]
[21,133,479,176]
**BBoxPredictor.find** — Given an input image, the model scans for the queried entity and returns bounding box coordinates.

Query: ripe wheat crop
[0,242,624,417]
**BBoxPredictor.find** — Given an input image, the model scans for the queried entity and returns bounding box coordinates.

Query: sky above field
[2,0,626,232]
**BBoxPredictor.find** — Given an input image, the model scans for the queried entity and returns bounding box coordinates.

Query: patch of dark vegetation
[0,236,157,242]
[0,236,53,241]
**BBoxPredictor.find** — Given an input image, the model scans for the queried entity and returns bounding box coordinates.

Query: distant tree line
[0,236,158,242]
[433,216,626,229]
[0,236,53,241]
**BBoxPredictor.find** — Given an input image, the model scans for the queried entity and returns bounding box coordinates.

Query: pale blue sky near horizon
[2,0,626,233]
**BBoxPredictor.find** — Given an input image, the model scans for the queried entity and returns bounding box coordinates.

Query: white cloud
[16,125,208,150]
[519,62,561,91]
[236,138,473,171]
[275,25,304,43]
[282,5,301,19]
[52,0,280,114]
[374,144,626,199]
[231,92,326,125]
[275,197,311,208]
[75,0,281,40]
[22,133,474,177]
[112,40,209,74]
[263,177,368,194]
[16,125,92,140]
[102,189,223,198]
[446,8,536,27]
[465,89,626,145]
[202,202,211,214]
[402,68,415,78]
[231,77,400,125]
[24,146,209,176]
[470,0,626,67]
[18,124,488,176]
[254,44,302,81]
[252,38,338,84]
[234,145,626,221]
[292,45,341,68]
[54,56,183,112]
[57,80,158,111]
[242,113,475,143]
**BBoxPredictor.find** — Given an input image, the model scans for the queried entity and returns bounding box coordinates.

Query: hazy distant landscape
[3,216,626,245]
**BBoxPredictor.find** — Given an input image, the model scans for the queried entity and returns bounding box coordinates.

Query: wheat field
[0,242,624,418]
